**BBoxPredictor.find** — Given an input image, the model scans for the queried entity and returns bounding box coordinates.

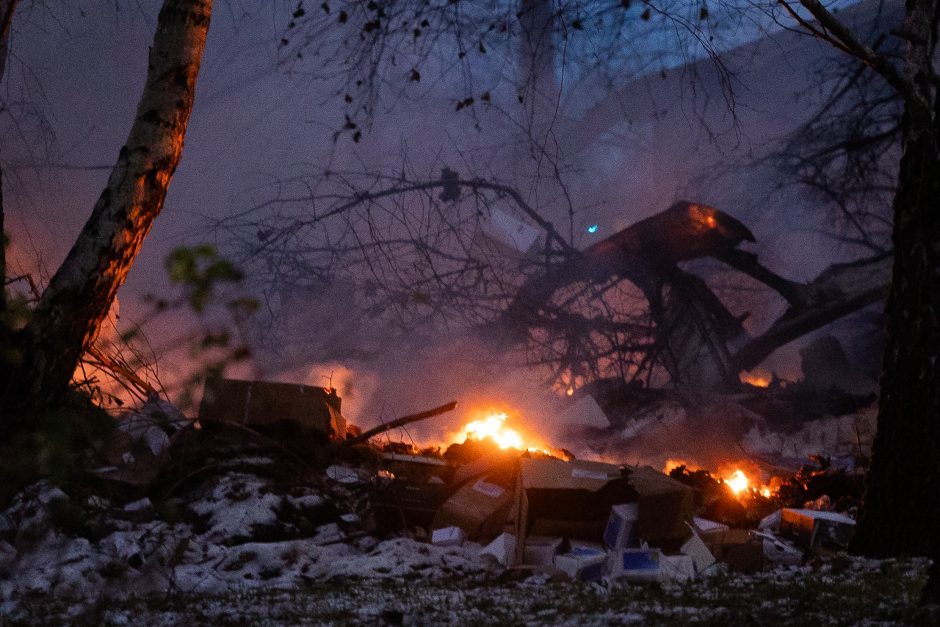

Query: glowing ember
[739,370,771,387]
[724,469,750,495]
[457,412,525,450]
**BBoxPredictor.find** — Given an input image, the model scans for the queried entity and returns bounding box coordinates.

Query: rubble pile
[0,376,874,617]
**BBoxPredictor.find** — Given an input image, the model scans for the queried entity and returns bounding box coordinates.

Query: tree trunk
[4,0,212,414]
[850,118,940,602]
[0,0,17,84]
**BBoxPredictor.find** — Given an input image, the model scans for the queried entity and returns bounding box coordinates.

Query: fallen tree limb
[732,253,891,371]
[342,401,458,447]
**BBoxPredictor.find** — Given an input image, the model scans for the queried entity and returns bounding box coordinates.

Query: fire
[724,469,750,495]
[722,467,775,499]
[453,412,549,453]
[739,370,771,388]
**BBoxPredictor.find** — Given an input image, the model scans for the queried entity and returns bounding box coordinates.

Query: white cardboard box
[609,547,662,582]
[603,503,640,551]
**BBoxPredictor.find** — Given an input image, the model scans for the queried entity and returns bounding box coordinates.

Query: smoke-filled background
[2,0,891,463]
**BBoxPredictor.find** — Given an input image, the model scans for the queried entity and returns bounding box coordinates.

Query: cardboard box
[780,509,855,549]
[702,529,764,573]
[513,458,638,565]
[199,377,344,437]
[624,466,696,549]
[372,478,451,532]
[554,544,608,581]
[433,476,515,542]
[609,548,662,582]
[604,503,640,551]
[511,458,694,565]
[524,536,563,566]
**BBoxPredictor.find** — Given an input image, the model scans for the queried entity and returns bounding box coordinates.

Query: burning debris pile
[0,375,876,617]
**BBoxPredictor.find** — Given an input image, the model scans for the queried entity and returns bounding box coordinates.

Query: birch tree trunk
[5,0,212,413]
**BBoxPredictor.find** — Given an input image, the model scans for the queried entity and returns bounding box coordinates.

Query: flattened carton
[609,548,662,582]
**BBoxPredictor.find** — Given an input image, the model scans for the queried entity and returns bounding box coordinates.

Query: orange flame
[724,469,749,495]
[453,411,551,454]
[739,370,771,388]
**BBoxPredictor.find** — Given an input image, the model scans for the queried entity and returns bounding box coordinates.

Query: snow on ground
[0,469,931,625]
[0,471,495,620]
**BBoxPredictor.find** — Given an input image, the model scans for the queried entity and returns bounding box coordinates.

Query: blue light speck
[587,224,599,234]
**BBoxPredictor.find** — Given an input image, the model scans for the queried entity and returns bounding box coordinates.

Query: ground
[6,557,929,625]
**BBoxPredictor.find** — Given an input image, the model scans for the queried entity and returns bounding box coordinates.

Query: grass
[6,557,930,626]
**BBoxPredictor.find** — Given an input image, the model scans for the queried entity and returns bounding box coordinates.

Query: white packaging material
[480,532,516,566]
[431,526,466,547]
